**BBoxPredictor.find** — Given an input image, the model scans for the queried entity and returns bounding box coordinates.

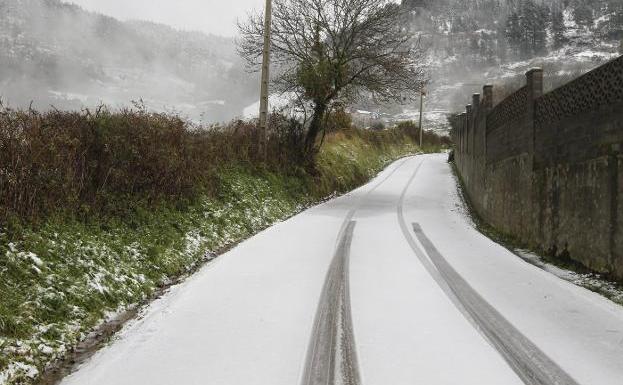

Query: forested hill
[0,0,258,122]
[400,0,623,113]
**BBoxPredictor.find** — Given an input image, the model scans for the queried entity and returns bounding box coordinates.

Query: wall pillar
[472,94,481,156]
[526,68,543,243]
[483,85,493,111]
[466,104,472,155]
[526,68,544,100]
[525,68,543,158]
[482,85,493,159]
[472,94,481,112]
[460,112,466,154]
[526,68,544,154]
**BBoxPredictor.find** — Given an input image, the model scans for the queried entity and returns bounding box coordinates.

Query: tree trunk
[304,102,327,156]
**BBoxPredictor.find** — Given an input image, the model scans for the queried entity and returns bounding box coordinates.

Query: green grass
[0,129,420,384]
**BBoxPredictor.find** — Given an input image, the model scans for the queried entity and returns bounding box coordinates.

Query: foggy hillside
[0,0,258,122]
[1,0,622,128]
[400,0,623,123]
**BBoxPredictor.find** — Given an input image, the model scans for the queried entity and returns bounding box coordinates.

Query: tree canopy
[239,0,427,155]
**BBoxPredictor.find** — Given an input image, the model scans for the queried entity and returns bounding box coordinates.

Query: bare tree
[239,0,427,156]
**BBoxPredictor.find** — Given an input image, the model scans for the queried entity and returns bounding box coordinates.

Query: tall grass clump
[395,120,452,152]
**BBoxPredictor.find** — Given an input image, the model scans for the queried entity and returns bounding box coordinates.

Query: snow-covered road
[61,154,623,385]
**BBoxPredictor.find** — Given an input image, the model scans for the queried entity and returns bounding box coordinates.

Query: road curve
[396,161,578,384]
[396,154,623,385]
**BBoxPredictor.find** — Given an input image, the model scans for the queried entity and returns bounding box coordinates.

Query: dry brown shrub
[0,105,305,223]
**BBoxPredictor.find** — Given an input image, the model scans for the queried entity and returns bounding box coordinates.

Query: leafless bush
[0,104,305,223]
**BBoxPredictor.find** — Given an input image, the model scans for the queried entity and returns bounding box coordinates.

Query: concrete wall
[451,55,623,279]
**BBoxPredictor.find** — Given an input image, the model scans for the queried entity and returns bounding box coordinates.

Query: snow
[515,250,623,306]
[61,198,350,385]
[0,362,39,383]
[563,9,577,29]
[594,14,611,27]
[505,59,532,70]
[574,50,617,59]
[393,109,450,134]
[243,94,296,119]
[37,344,54,355]
[87,274,107,294]
[60,155,623,385]
[402,154,623,385]
[26,253,43,267]
[348,161,521,384]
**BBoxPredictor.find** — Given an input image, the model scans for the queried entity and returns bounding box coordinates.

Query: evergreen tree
[573,1,594,28]
[451,15,468,33]
[534,3,550,54]
[497,27,509,62]
[401,0,432,11]
[607,2,623,40]
[517,0,548,57]
[481,34,497,65]
[551,10,567,49]
[506,12,522,55]
[518,1,533,57]
[470,35,480,53]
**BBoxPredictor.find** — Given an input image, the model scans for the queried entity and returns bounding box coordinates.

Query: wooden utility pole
[258,0,272,159]
[419,89,426,148]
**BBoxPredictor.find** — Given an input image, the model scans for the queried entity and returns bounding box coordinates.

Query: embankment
[0,107,431,384]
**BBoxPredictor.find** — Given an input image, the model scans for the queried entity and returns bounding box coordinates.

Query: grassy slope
[0,129,418,384]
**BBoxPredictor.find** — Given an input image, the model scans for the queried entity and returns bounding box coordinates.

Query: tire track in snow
[301,221,360,385]
[397,161,579,385]
[334,156,411,246]
[302,157,420,385]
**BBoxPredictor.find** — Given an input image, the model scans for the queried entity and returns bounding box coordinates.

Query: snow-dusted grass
[0,170,302,383]
[0,130,418,385]
[316,129,420,194]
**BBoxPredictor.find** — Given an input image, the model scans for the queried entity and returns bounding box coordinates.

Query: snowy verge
[0,132,418,385]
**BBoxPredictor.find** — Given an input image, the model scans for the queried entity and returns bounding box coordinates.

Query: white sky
[63,0,266,36]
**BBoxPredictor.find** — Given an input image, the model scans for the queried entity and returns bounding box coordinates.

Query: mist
[0,0,260,123]
[1,0,622,126]
[63,0,267,37]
